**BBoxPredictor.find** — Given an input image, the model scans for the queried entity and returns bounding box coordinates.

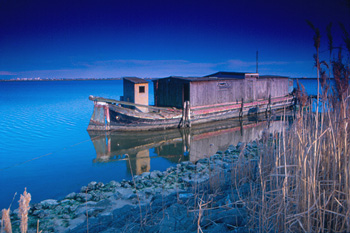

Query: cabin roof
[259,75,290,79]
[123,77,149,84]
[154,75,249,83]
[205,71,258,79]
[153,72,289,83]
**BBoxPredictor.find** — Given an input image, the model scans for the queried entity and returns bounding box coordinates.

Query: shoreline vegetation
[2,23,350,232]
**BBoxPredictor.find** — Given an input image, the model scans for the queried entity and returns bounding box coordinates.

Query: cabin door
[246,80,254,101]
[183,83,190,103]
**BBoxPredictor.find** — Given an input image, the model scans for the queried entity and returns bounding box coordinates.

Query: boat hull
[87,95,295,131]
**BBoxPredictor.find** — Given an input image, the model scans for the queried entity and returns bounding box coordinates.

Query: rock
[32,203,42,210]
[91,191,106,202]
[126,193,137,200]
[113,191,122,200]
[121,182,131,188]
[60,199,72,205]
[86,207,105,217]
[95,199,111,208]
[32,210,48,219]
[96,182,104,189]
[40,199,59,209]
[143,180,152,187]
[196,158,209,164]
[78,201,97,208]
[149,171,159,179]
[141,172,151,178]
[186,164,196,170]
[179,193,194,200]
[158,203,196,233]
[75,193,93,202]
[65,192,77,199]
[97,212,113,224]
[109,180,120,187]
[136,183,144,189]
[69,205,78,213]
[143,188,154,196]
[61,214,71,219]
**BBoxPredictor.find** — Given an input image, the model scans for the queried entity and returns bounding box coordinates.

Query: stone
[79,193,93,202]
[86,207,105,217]
[149,171,159,179]
[96,182,104,189]
[61,214,71,219]
[97,212,113,224]
[109,180,120,187]
[88,181,98,190]
[158,203,196,233]
[121,182,131,188]
[186,164,196,170]
[143,180,152,187]
[95,199,111,208]
[126,193,137,200]
[136,183,144,189]
[32,210,49,219]
[179,193,194,199]
[141,172,150,178]
[113,191,122,200]
[69,205,78,213]
[40,199,59,209]
[65,192,77,199]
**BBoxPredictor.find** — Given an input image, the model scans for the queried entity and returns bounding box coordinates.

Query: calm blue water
[0,80,165,209]
[0,78,322,209]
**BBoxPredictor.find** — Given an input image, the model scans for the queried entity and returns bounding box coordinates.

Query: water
[0,79,317,209]
[0,80,159,208]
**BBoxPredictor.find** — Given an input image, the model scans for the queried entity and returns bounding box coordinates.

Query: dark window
[139,86,145,93]
[218,82,230,89]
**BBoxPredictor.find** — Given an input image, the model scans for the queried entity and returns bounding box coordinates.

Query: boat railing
[89,95,181,113]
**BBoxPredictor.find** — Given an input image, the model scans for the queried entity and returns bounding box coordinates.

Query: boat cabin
[121,77,149,112]
[153,72,292,109]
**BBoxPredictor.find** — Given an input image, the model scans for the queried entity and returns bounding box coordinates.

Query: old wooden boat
[87,72,295,131]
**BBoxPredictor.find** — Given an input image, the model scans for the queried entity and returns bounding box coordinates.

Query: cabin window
[139,86,145,93]
[218,82,230,89]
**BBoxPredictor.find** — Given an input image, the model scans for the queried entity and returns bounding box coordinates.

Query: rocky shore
[4,141,262,233]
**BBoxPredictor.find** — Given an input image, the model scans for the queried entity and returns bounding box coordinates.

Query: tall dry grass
[247,96,350,232]
[1,189,32,233]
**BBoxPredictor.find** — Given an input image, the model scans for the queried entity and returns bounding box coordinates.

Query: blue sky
[0,0,349,79]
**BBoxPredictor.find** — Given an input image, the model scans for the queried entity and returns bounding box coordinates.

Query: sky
[0,0,349,79]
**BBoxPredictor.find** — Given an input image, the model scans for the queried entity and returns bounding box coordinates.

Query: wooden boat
[87,72,295,131]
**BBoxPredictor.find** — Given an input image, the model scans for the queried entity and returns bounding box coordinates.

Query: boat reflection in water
[88,112,293,175]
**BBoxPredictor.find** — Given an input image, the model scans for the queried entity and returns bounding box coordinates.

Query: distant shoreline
[0,78,155,82]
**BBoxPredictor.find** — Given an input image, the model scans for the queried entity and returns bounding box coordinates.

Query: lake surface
[0,79,317,209]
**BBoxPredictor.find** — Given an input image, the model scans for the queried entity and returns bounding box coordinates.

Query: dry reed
[18,188,31,233]
[1,208,12,233]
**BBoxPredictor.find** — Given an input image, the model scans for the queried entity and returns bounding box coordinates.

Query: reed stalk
[18,188,31,233]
